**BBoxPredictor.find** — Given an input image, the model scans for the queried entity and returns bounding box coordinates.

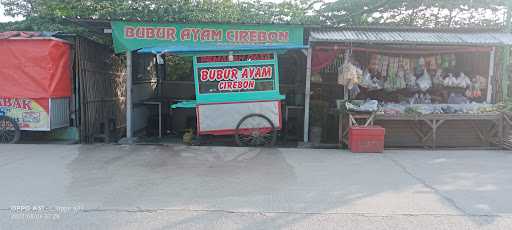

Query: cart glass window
[193,52,282,104]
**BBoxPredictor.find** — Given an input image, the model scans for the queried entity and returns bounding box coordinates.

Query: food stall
[305,27,512,149]
[111,21,305,145]
[0,33,72,143]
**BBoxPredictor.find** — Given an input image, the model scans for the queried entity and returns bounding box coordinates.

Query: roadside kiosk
[111,21,305,146]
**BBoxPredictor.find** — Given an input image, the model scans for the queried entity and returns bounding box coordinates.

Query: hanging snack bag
[377,55,384,75]
[418,56,426,67]
[433,69,444,86]
[443,73,457,87]
[425,56,437,70]
[341,62,363,89]
[450,54,457,67]
[384,76,394,91]
[337,65,345,85]
[436,55,442,66]
[372,76,385,91]
[396,67,406,89]
[381,55,389,77]
[475,75,487,90]
[456,72,471,88]
[401,57,411,71]
[369,54,379,72]
[441,55,450,69]
[384,57,399,91]
[360,69,372,88]
[467,77,482,98]
[416,57,426,76]
[416,69,432,92]
[405,70,417,89]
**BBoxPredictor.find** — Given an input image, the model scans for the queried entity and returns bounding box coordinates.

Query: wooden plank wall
[76,37,126,143]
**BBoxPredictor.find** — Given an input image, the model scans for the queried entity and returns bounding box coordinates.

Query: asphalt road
[0,144,511,229]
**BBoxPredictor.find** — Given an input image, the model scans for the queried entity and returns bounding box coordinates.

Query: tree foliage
[0,0,320,32]
[0,0,510,32]
[318,0,509,27]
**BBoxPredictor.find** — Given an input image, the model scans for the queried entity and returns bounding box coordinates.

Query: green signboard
[193,53,283,104]
[111,21,304,53]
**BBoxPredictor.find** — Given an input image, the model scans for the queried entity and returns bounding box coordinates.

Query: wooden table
[339,113,503,149]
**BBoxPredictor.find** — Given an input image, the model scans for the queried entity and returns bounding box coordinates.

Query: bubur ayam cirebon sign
[197,54,275,93]
[111,21,304,53]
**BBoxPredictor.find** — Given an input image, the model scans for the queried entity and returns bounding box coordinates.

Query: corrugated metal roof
[310,30,512,46]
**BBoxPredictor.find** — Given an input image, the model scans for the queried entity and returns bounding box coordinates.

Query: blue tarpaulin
[137,44,307,54]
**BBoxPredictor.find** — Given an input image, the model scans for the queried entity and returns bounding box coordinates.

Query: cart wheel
[235,114,276,147]
[0,116,20,144]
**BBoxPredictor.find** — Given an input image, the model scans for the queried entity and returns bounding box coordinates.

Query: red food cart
[0,34,72,143]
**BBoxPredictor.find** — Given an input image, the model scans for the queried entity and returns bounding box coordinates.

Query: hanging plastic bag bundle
[433,69,444,86]
[456,72,471,88]
[369,76,384,91]
[466,77,482,98]
[405,70,417,89]
[384,57,401,91]
[338,62,363,89]
[441,55,450,69]
[369,54,379,72]
[396,67,406,89]
[475,75,487,90]
[436,55,442,67]
[380,56,389,77]
[450,54,457,68]
[425,56,437,70]
[416,69,432,92]
[360,69,372,88]
[401,57,411,72]
[338,63,353,86]
[416,57,426,75]
[443,73,457,87]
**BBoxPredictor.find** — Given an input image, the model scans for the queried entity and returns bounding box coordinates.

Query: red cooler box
[348,126,385,153]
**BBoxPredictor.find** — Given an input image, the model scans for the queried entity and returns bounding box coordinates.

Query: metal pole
[303,44,312,144]
[487,47,496,103]
[126,51,133,140]
[343,49,351,100]
[502,1,512,100]
[158,103,162,138]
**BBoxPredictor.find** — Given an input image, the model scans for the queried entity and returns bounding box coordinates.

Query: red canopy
[0,38,72,98]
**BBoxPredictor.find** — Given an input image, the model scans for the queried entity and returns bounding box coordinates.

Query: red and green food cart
[111,21,305,146]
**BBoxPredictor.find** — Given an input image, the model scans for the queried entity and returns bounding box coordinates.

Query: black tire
[0,116,20,144]
[235,114,277,147]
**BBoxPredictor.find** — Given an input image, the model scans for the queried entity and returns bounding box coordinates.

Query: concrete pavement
[0,144,511,229]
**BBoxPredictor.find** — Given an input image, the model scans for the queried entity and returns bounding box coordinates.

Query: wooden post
[303,45,312,144]
[126,51,133,140]
[487,47,496,103]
